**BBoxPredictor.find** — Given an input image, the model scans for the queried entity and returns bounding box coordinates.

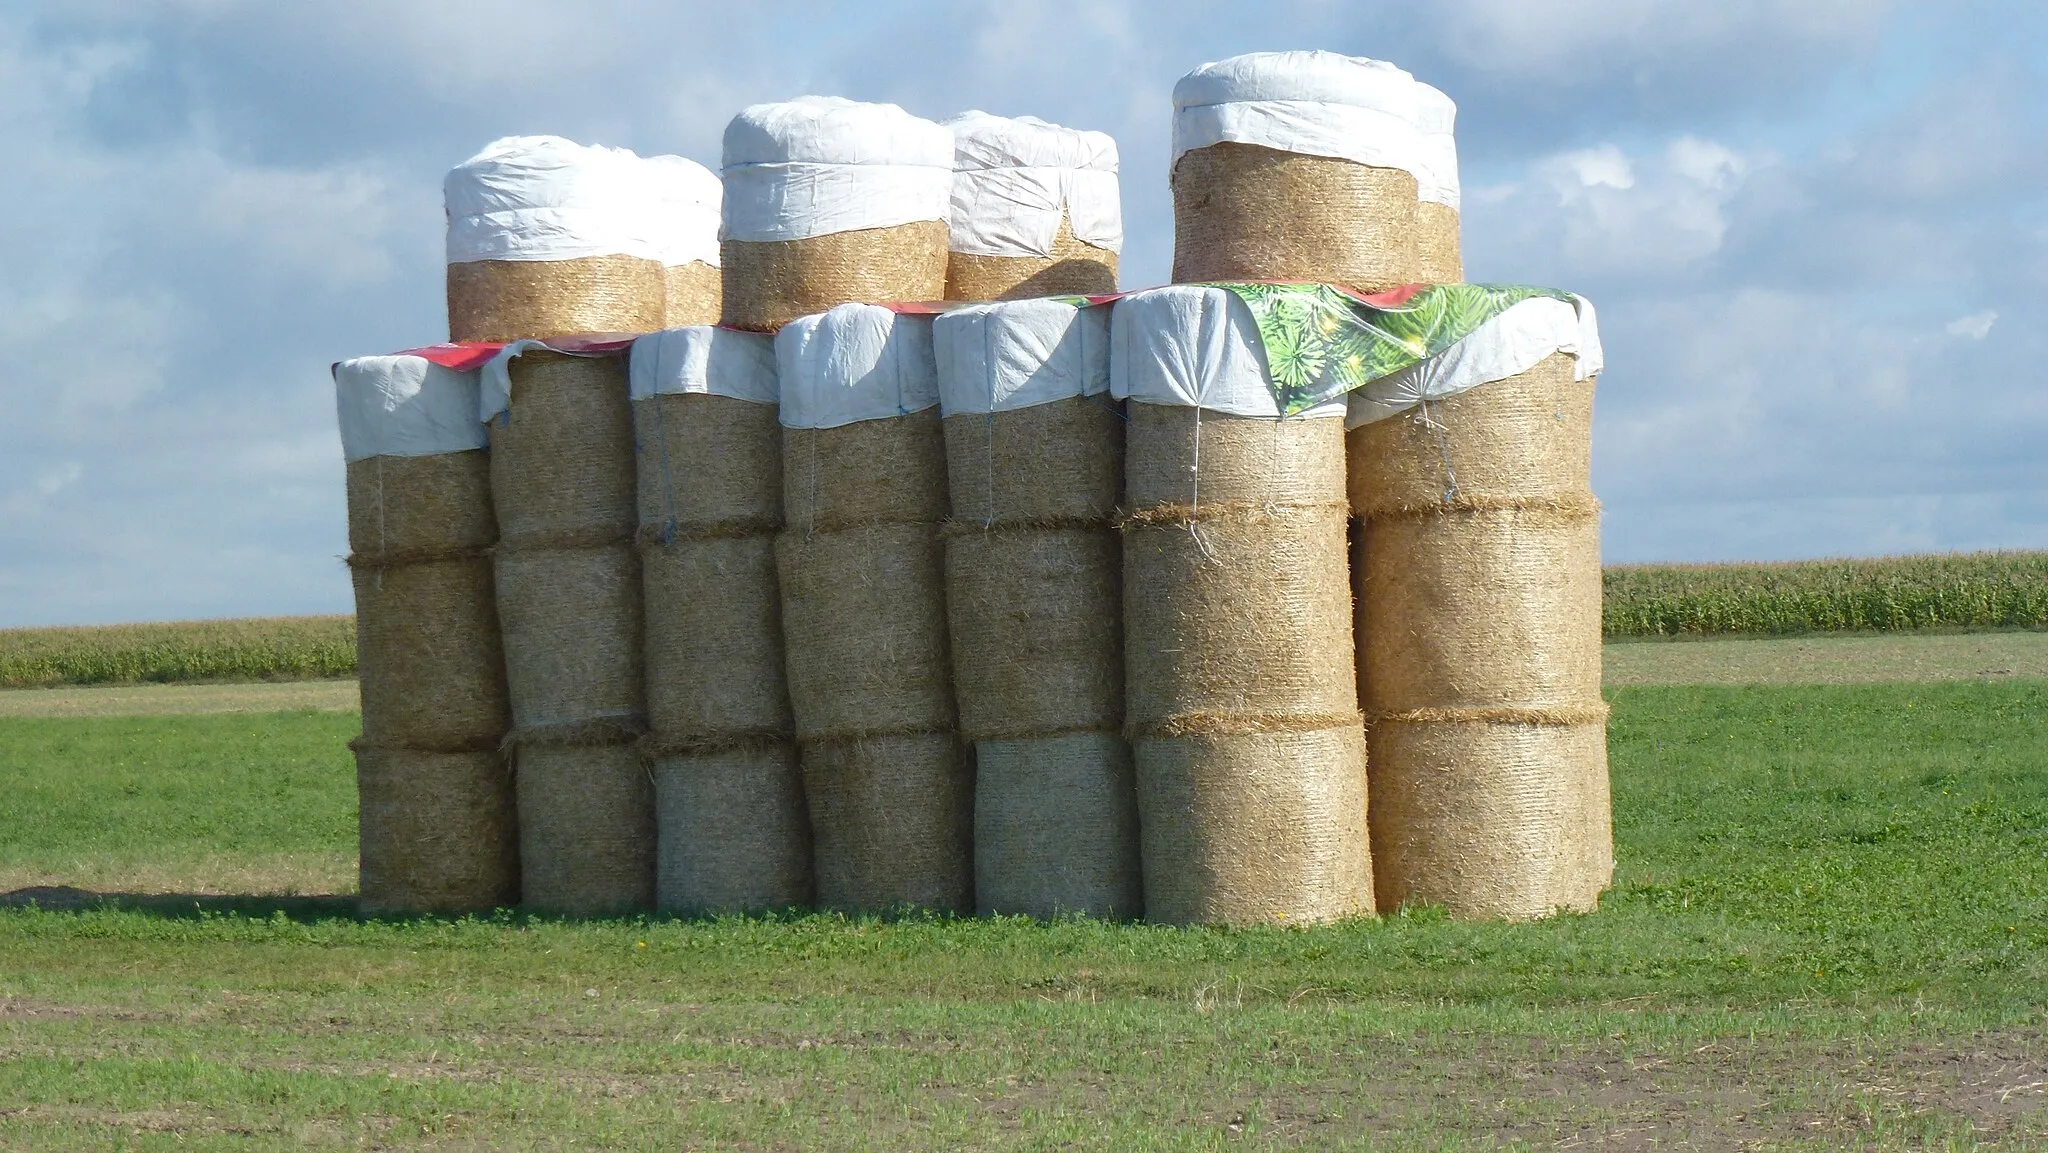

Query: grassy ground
[0,615,355,689]
[1,679,2044,1148]
[1604,551,2048,638]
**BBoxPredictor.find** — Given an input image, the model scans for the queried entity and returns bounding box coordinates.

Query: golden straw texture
[1122,404,1373,925]
[721,221,950,332]
[800,732,973,913]
[1413,202,1464,285]
[494,543,643,731]
[1171,142,1419,289]
[513,740,655,916]
[447,255,664,342]
[662,261,723,329]
[651,746,812,914]
[1347,351,1610,919]
[490,354,638,550]
[354,744,518,914]
[941,397,1138,919]
[945,214,1119,302]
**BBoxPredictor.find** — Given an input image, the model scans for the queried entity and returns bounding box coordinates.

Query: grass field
[4,551,2040,690]
[2,677,2044,1148]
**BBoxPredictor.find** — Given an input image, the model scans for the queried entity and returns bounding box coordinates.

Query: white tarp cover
[642,154,723,268]
[1409,81,1460,209]
[1109,286,1345,420]
[1345,294,1603,427]
[933,298,1111,415]
[775,304,939,429]
[722,97,954,243]
[335,355,489,462]
[943,111,1123,257]
[445,135,675,264]
[1172,51,1455,203]
[629,326,778,404]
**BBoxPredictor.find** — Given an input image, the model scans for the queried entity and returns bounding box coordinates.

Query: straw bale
[663,260,723,329]
[513,738,654,915]
[354,744,518,915]
[494,542,643,728]
[1345,352,1590,516]
[651,743,812,914]
[489,352,638,549]
[782,410,950,531]
[1358,508,1602,712]
[946,214,1118,302]
[721,220,950,332]
[1367,716,1612,919]
[634,393,788,742]
[1171,142,1419,289]
[1136,724,1372,926]
[941,396,1121,526]
[777,521,952,740]
[1413,201,1464,285]
[974,732,1140,919]
[345,451,496,557]
[1121,404,1371,925]
[447,254,665,343]
[801,732,973,914]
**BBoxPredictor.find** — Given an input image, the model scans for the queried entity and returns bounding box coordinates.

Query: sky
[1,0,2043,626]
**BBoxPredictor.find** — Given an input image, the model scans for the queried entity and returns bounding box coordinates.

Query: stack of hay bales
[642,155,725,327]
[1109,287,1374,926]
[1408,82,1463,284]
[336,355,516,914]
[446,135,667,915]
[1347,298,1611,918]
[942,112,1121,301]
[934,299,1139,919]
[629,326,811,913]
[720,97,952,331]
[1170,51,1426,289]
[775,304,971,913]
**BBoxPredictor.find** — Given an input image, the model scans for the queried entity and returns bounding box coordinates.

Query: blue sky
[0,0,2042,626]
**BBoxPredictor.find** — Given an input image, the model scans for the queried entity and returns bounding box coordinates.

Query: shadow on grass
[2,885,362,922]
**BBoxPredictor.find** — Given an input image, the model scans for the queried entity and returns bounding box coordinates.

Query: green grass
[0,615,356,689]
[2,681,2045,1147]
[1604,550,2048,638]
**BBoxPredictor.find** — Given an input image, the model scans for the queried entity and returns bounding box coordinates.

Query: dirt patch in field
[1605,630,2048,687]
[0,679,359,718]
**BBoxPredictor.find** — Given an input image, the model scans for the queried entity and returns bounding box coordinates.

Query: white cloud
[1945,310,1997,340]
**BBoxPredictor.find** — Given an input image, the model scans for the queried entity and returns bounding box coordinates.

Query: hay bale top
[933,298,1109,415]
[334,355,487,462]
[942,111,1122,258]
[629,327,777,405]
[1109,286,1344,420]
[722,97,952,243]
[445,135,686,266]
[1172,51,1451,200]
[775,303,937,429]
[641,154,723,270]
[1344,294,1602,429]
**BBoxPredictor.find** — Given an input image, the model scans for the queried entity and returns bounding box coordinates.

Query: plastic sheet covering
[1172,51,1434,192]
[722,97,953,243]
[335,355,488,462]
[944,112,1122,257]
[641,154,723,268]
[629,326,777,404]
[1109,286,1345,420]
[933,298,1110,415]
[445,135,667,264]
[1410,81,1460,209]
[775,303,939,429]
[1346,295,1601,427]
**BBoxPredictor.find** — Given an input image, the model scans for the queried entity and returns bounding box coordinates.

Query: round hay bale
[447,254,665,342]
[354,744,518,914]
[650,744,811,914]
[662,260,722,329]
[721,221,950,331]
[345,452,507,751]
[513,738,654,916]
[1171,142,1418,288]
[1136,725,1372,925]
[800,732,973,914]
[1414,202,1463,285]
[1121,403,1373,925]
[1367,714,1611,919]
[974,732,1140,919]
[489,352,638,549]
[493,542,643,730]
[946,214,1118,302]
